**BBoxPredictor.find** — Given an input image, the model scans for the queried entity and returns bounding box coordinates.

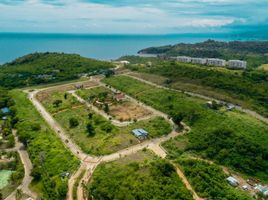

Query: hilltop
[0,52,114,88]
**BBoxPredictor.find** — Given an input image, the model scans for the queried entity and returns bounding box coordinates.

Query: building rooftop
[1,107,10,114]
[132,129,148,138]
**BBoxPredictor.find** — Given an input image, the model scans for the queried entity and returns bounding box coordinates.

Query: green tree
[104,103,109,113]
[69,118,79,128]
[86,123,95,137]
[53,99,62,108]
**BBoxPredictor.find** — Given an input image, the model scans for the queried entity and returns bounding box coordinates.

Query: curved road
[5,130,37,200]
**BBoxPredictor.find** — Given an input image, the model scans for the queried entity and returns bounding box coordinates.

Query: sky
[0,0,267,34]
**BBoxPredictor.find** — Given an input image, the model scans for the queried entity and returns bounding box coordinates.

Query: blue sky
[0,0,267,34]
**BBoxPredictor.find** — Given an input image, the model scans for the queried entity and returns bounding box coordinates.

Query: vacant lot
[87,150,193,200]
[37,90,81,114]
[0,170,13,189]
[76,86,152,121]
[54,106,171,155]
[103,75,268,182]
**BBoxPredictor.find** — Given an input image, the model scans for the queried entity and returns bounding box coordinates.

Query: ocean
[0,32,264,64]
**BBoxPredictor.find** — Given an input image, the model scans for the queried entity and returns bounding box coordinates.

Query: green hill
[0,52,114,88]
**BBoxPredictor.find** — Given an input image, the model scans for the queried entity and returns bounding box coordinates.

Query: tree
[64,93,68,100]
[53,99,62,108]
[69,118,79,128]
[88,113,93,120]
[104,103,109,113]
[86,123,95,137]
[171,112,184,125]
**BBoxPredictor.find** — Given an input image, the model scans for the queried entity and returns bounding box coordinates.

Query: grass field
[103,75,268,182]
[87,150,194,200]
[54,106,171,155]
[0,170,13,189]
[10,90,79,199]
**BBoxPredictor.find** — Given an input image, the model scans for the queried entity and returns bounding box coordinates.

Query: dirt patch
[110,101,152,121]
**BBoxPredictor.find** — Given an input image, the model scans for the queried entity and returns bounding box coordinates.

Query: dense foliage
[139,40,268,68]
[10,90,79,199]
[0,52,114,88]
[88,159,193,200]
[178,159,252,200]
[103,76,268,182]
[127,60,268,116]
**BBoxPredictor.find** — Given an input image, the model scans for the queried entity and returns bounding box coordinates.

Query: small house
[255,185,268,196]
[227,176,239,187]
[132,129,148,139]
[119,60,130,65]
[75,84,84,89]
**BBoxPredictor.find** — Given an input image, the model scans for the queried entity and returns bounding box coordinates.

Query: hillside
[138,40,268,68]
[0,52,114,88]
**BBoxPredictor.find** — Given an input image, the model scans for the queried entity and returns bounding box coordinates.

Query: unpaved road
[5,130,37,200]
[124,73,268,125]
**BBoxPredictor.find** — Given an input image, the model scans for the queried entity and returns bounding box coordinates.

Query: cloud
[0,0,267,33]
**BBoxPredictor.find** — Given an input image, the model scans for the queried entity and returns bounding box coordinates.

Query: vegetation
[177,158,252,200]
[126,59,268,117]
[36,90,81,114]
[0,52,114,88]
[87,151,193,200]
[9,90,79,199]
[103,75,268,182]
[0,151,24,199]
[138,40,268,68]
[54,105,171,155]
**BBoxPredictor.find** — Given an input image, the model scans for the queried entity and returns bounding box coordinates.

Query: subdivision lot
[76,86,153,122]
[87,150,194,200]
[36,90,82,114]
[54,106,171,155]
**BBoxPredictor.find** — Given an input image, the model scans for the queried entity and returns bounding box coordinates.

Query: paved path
[124,73,268,125]
[5,130,37,200]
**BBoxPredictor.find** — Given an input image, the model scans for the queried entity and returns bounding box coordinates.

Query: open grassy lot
[87,150,193,200]
[36,90,81,114]
[177,158,252,200]
[76,86,152,121]
[0,151,24,199]
[54,106,171,155]
[10,90,79,199]
[103,75,268,182]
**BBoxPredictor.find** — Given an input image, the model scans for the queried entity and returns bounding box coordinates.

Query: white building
[227,60,247,69]
[227,176,239,187]
[177,56,192,63]
[207,58,226,67]
[119,60,130,65]
[191,57,207,65]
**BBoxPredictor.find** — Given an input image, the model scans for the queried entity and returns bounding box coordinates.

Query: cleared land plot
[36,90,82,114]
[87,150,193,200]
[103,75,268,182]
[76,86,152,121]
[259,64,268,71]
[0,170,13,189]
[177,158,252,200]
[54,106,171,155]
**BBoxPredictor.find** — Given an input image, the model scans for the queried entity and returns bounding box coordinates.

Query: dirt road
[124,73,268,125]
[5,130,37,200]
